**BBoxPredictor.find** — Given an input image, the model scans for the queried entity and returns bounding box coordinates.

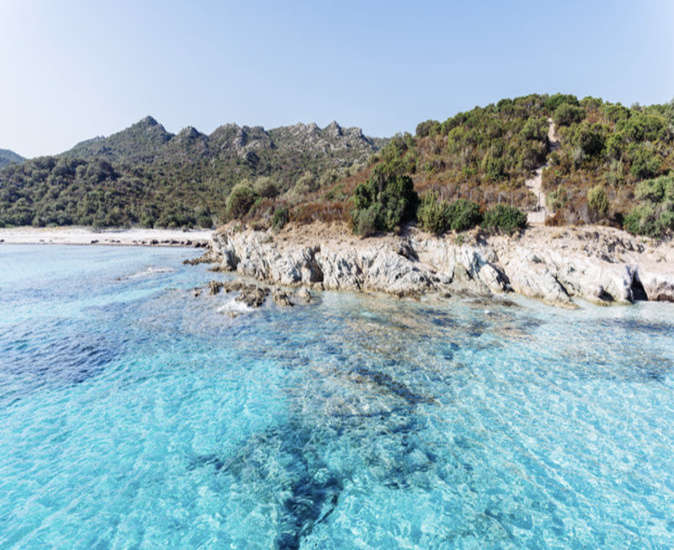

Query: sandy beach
[0,226,213,247]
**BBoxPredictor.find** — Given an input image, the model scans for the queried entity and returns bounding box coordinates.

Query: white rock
[207,224,674,307]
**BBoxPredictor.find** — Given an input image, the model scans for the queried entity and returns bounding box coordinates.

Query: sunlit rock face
[208,223,674,307]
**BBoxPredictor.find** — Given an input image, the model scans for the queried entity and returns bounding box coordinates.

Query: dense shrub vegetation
[416,192,528,235]
[226,183,259,220]
[0,118,378,228]
[482,205,528,235]
[3,94,674,238]
[0,149,25,169]
[271,206,289,232]
[542,97,674,235]
[446,199,483,232]
[351,165,419,235]
[358,93,674,237]
[623,175,674,236]
[417,192,451,234]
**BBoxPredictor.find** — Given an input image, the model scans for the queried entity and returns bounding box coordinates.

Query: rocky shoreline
[201,222,674,308]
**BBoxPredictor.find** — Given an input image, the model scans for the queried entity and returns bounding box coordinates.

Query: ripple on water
[0,247,673,549]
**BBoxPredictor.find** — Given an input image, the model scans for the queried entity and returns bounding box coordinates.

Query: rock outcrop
[203,223,674,307]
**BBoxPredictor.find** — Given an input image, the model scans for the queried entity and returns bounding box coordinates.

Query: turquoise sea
[0,244,673,549]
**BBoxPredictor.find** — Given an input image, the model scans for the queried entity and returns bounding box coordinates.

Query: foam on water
[0,245,673,549]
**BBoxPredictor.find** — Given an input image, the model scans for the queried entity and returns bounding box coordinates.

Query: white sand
[0,226,213,247]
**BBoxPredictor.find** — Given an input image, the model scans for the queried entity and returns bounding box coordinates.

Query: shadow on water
[189,356,442,548]
[184,295,553,548]
[554,316,674,384]
[190,421,343,550]
[349,364,434,406]
[0,318,119,404]
[275,473,342,550]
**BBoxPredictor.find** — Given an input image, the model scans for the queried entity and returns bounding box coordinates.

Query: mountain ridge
[2,93,672,237]
[0,116,384,228]
[62,116,381,165]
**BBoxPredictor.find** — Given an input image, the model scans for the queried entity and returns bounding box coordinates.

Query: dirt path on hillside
[525,118,559,225]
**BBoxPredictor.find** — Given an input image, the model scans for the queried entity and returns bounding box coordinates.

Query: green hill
[0,149,25,169]
[2,95,673,236]
[0,118,383,228]
[319,94,674,236]
[65,116,173,163]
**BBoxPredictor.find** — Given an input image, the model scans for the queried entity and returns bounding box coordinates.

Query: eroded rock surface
[204,223,674,307]
[235,285,269,308]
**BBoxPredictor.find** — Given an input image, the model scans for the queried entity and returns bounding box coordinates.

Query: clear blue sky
[1,0,673,158]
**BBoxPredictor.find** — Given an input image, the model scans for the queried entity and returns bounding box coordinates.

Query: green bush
[554,104,585,126]
[546,187,568,211]
[416,120,441,138]
[521,117,547,141]
[226,183,259,219]
[483,156,507,182]
[658,210,674,233]
[630,145,662,180]
[351,167,418,233]
[635,174,674,202]
[417,192,450,234]
[545,93,580,113]
[291,171,319,196]
[482,205,527,235]
[271,206,289,232]
[587,185,609,218]
[253,177,279,199]
[604,104,631,123]
[447,199,482,232]
[353,205,379,237]
[625,174,674,237]
[574,124,606,157]
[624,204,659,236]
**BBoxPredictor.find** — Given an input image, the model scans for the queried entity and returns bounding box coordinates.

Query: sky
[1,0,673,158]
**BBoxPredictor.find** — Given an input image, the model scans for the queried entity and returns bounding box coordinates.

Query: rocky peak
[325,121,343,138]
[132,116,170,138]
[288,122,321,136]
[140,115,159,127]
[213,122,241,133]
[177,126,202,140]
[208,124,272,160]
[344,127,365,139]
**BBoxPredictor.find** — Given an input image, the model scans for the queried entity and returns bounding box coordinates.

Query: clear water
[1,245,673,549]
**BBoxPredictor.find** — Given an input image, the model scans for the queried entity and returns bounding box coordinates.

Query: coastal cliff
[205,223,674,307]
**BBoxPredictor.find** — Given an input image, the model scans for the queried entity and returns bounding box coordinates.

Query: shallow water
[0,245,673,549]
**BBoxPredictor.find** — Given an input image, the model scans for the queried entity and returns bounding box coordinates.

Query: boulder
[636,267,674,302]
[272,288,294,307]
[236,285,269,308]
[297,287,313,303]
[208,280,224,295]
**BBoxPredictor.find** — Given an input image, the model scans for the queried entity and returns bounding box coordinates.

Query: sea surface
[1,245,673,549]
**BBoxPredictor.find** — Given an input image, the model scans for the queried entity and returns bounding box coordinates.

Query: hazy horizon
[2,0,673,158]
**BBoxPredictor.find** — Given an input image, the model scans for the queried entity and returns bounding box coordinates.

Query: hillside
[0,118,382,228]
[376,94,673,215]
[0,149,25,168]
[288,94,674,237]
[2,94,673,237]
